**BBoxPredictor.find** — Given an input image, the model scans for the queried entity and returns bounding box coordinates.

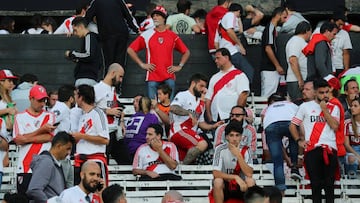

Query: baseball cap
[30,85,48,100]
[0,69,18,80]
[151,5,167,19]
[324,74,341,90]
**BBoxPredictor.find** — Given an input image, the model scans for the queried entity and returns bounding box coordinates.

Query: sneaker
[290,168,302,181]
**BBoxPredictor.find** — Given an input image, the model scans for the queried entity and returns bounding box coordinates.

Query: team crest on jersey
[158,37,164,44]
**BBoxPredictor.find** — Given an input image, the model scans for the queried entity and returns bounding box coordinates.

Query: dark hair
[48,90,58,97]
[271,7,286,18]
[283,1,295,11]
[189,73,208,86]
[218,0,231,6]
[72,16,89,27]
[177,0,192,13]
[3,192,29,203]
[146,3,157,15]
[51,131,75,147]
[320,21,337,34]
[77,84,95,104]
[332,10,347,22]
[231,105,247,116]
[58,84,76,102]
[244,185,266,203]
[19,73,38,84]
[191,9,207,20]
[148,123,164,137]
[215,48,232,61]
[295,21,311,35]
[263,186,282,203]
[313,79,330,90]
[42,16,58,30]
[76,0,90,15]
[229,3,243,15]
[267,93,286,104]
[0,17,15,32]
[344,78,359,91]
[102,184,125,203]
[30,14,43,28]
[225,120,244,135]
[157,83,172,97]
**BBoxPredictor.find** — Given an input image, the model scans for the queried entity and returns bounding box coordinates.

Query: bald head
[104,63,125,86]
[162,190,184,203]
[81,160,100,172]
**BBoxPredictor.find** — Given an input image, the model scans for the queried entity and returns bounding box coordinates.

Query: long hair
[351,97,360,138]
[139,96,151,114]
[0,81,12,103]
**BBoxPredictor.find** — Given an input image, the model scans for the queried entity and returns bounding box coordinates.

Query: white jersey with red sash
[60,185,101,203]
[132,141,179,174]
[205,66,250,121]
[13,110,55,173]
[345,119,360,146]
[291,100,340,151]
[217,12,241,55]
[169,90,205,137]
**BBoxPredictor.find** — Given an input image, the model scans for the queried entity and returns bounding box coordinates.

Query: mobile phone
[53,122,60,126]
[96,182,104,191]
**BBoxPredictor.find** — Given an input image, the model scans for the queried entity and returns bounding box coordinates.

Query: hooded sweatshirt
[11,82,33,112]
[26,151,66,203]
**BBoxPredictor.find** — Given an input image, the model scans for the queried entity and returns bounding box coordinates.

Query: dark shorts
[223,180,245,201]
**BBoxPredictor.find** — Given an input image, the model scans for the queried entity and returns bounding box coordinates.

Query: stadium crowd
[1,0,360,202]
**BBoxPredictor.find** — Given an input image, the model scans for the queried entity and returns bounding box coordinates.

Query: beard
[111,77,120,87]
[193,87,202,98]
[82,174,98,193]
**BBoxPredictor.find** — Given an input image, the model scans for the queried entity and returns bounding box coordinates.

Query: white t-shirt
[213,143,252,174]
[291,100,340,150]
[263,101,298,129]
[331,29,352,70]
[76,107,109,155]
[0,118,10,173]
[94,81,118,132]
[54,16,75,34]
[133,141,179,174]
[51,101,71,134]
[13,110,55,173]
[218,12,241,55]
[70,107,83,133]
[166,13,197,34]
[286,35,308,82]
[170,90,204,136]
[60,185,101,203]
[205,66,250,121]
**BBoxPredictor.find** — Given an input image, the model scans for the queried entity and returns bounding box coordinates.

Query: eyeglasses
[230,113,245,118]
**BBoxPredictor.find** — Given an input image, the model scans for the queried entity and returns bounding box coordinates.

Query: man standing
[85,0,139,68]
[290,79,340,203]
[166,0,200,34]
[132,124,181,180]
[216,3,254,82]
[13,85,56,196]
[128,6,190,100]
[72,85,109,185]
[170,73,208,164]
[212,121,255,203]
[26,132,75,202]
[94,63,124,164]
[260,7,288,97]
[205,48,249,123]
[65,17,102,87]
[205,0,232,54]
[303,22,338,80]
[286,21,312,101]
[60,161,103,203]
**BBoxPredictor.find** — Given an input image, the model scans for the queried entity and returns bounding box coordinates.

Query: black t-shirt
[242,18,253,31]
[261,22,277,71]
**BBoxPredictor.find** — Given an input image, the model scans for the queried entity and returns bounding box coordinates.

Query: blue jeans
[231,52,254,83]
[147,79,175,100]
[345,145,360,178]
[265,121,298,191]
